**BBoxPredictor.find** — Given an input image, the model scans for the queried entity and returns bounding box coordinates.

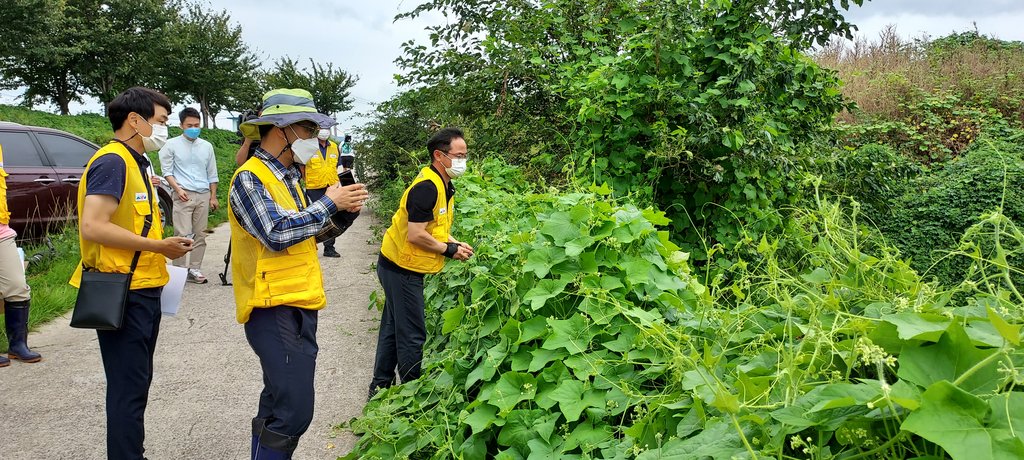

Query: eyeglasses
[439,149,468,160]
[292,123,319,139]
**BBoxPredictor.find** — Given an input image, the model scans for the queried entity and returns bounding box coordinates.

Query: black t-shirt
[85,143,152,202]
[406,166,455,223]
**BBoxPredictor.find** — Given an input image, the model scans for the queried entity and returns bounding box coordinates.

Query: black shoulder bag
[70,157,155,330]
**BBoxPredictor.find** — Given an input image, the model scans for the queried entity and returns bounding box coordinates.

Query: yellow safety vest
[304,141,340,189]
[70,142,169,290]
[380,167,455,274]
[0,145,10,225]
[228,156,325,324]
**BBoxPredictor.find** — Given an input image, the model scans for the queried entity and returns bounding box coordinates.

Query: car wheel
[158,194,173,231]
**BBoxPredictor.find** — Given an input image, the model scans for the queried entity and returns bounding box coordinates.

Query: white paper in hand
[161,265,188,316]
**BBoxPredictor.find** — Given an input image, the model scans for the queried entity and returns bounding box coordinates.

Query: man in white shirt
[159,107,219,283]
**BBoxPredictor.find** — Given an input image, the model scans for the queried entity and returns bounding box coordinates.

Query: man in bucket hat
[228,88,368,459]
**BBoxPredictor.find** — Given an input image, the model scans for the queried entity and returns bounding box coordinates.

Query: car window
[0,131,44,167]
[35,133,95,168]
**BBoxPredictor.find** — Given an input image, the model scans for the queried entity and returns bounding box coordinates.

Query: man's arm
[229,171,337,252]
[207,144,219,210]
[160,142,188,201]
[236,139,253,166]
[80,195,191,259]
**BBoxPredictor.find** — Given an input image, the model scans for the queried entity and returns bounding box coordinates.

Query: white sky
[2,0,1023,135]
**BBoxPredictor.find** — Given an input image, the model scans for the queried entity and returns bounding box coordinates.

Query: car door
[0,130,60,235]
[33,130,98,225]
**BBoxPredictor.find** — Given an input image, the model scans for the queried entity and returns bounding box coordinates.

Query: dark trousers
[97,288,162,460]
[370,262,426,391]
[245,306,319,451]
[305,187,335,252]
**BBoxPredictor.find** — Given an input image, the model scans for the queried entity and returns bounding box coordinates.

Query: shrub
[880,140,1024,285]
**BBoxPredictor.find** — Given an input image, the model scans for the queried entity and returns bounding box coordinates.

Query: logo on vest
[135,192,148,202]
[439,207,447,215]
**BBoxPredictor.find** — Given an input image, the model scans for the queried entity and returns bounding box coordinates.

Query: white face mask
[446,157,468,178]
[288,127,320,164]
[317,129,330,141]
[140,120,168,152]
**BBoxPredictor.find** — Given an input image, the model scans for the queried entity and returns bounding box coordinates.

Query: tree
[79,0,179,109]
[0,0,91,114]
[264,57,358,116]
[163,3,259,128]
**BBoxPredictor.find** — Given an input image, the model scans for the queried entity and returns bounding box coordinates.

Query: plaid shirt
[229,148,337,252]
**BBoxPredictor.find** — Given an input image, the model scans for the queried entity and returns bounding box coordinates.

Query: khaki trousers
[0,235,30,303]
[171,190,210,270]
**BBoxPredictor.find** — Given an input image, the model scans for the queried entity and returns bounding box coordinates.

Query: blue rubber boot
[0,353,9,367]
[5,300,41,363]
[253,424,299,460]
[251,418,266,460]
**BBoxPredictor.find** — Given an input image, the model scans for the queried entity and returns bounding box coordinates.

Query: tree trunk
[199,97,210,128]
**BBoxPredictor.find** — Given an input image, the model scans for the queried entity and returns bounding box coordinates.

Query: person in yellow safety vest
[229,88,367,460]
[369,127,474,399]
[304,128,342,257]
[0,144,42,368]
[70,87,194,460]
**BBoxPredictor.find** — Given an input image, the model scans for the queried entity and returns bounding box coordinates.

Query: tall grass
[817,26,1024,126]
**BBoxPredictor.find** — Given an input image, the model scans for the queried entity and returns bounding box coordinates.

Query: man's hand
[156,236,193,259]
[453,244,474,261]
[209,196,219,211]
[326,183,369,212]
[149,175,162,187]
[175,188,189,202]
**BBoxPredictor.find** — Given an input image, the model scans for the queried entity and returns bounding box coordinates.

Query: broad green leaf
[801,267,831,284]
[518,316,549,344]
[526,437,560,460]
[464,403,499,434]
[542,314,595,355]
[528,347,568,372]
[563,418,612,451]
[637,419,752,460]
[881,312,951,341]
[898,322,1004,395]
[547,380,607,424]
[497,409,545,451]
[987,307,1021,346]
[488,372,538,414]
[539,212,578,245]
[442,305,466,334]
[548,380,587,422]
[523,247,567,279]
[534,413,560,444]
[988,392,1024,433]
[524,277,570,311]
[902,381,1024,460]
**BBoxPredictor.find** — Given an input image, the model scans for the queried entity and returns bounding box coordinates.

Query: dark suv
[0,122,173,238]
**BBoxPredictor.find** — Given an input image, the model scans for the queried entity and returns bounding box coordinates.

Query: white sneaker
[187,269,208,284]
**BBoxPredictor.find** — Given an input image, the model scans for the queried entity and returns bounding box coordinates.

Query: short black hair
[258,124,275,139]
[179,107,201,124]
[344,134,352,142]
[427,127,464,157]
[107,87,172,131]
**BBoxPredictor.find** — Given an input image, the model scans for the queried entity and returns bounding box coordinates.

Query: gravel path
[0,211,382,459]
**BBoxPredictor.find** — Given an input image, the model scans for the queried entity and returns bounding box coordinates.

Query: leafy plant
[342,160,1024,459]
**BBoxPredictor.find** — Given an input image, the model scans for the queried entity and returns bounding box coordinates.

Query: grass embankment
[0,104,242,348]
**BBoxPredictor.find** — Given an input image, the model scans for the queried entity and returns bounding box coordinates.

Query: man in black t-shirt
[370,128,474,398]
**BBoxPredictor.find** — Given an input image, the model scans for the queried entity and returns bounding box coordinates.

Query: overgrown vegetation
[345,160,1024,459]
[346,1,1024,458]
